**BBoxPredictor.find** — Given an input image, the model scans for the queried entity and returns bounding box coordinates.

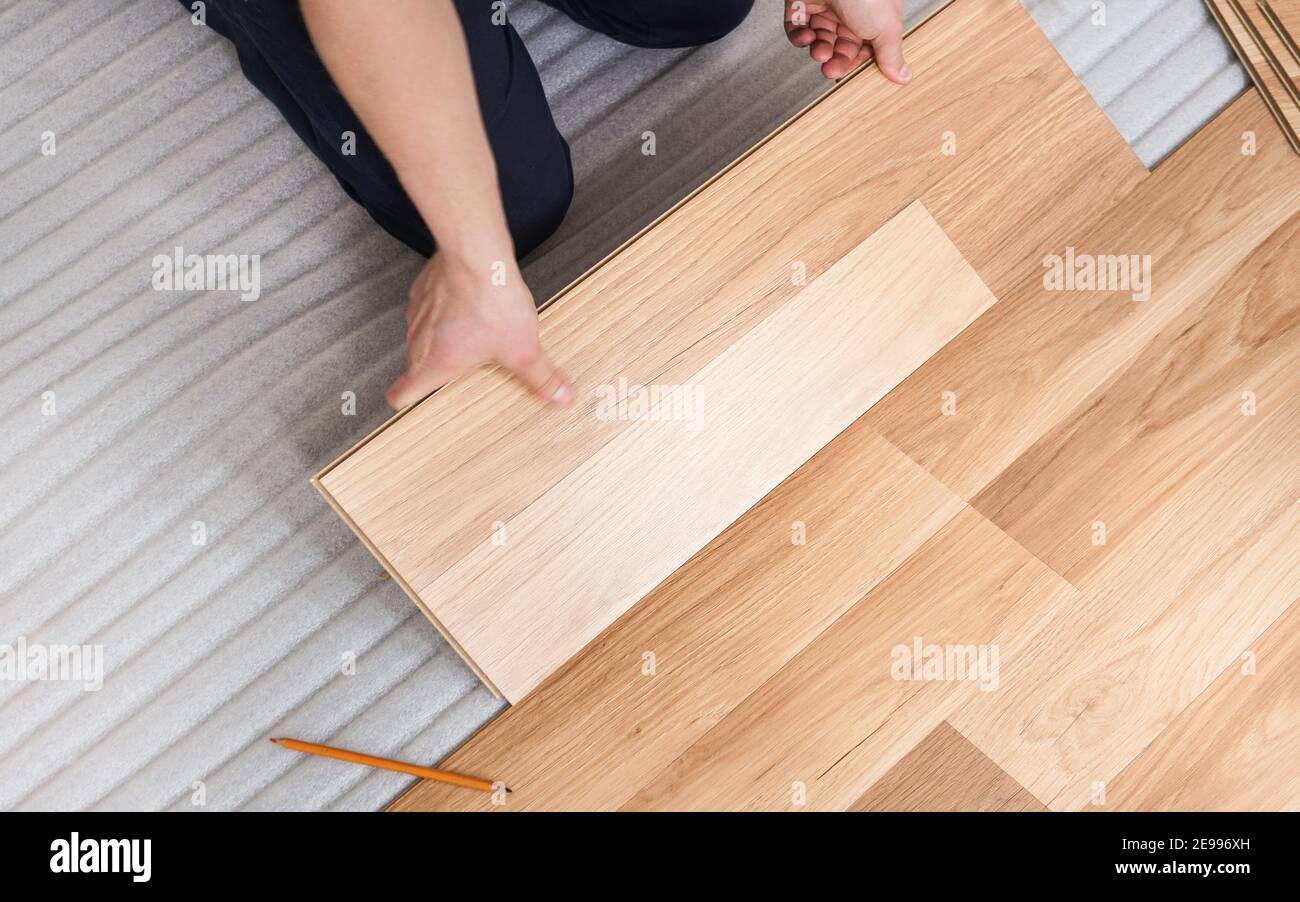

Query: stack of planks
[316,0,1300,811]
[1206,0,1300,153]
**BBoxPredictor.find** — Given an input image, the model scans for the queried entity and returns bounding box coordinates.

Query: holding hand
[784,0,911,82]
[385,251,573,410]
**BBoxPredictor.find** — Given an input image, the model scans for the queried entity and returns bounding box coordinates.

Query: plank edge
[309,472,505,698]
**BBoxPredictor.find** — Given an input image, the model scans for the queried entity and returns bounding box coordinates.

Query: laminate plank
[624,508,1076,811]
[1265,0,1300,57]
[389,426,969,810]
[1207,0,1300,152]
[972,210,1300,585]
[920,75,1147,298]
[1236,0,1300,84]
[866,92,1300,502]
[318,0,1139,691]
[1103,600,1300,811]
[950,392,1300,810]
[421,203,995,701]
[849,722,1047,812]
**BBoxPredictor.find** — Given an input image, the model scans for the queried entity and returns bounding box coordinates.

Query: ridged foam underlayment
[0,0,1244,810]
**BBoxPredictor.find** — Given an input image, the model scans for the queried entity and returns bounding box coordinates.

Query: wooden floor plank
[624,509,1076,811]
[420,203,995,701]
[321,0,1143,696]
[1208,0,1300,153]
[1266,0,1300,54]
[850,722,1047,812]
[920,75,1146,299]
[1104,600,1300,811]
[972,210,1300,584]
[950,392,1300,810]
[389,426,969,810]
[866,92,1300,503]
[1244,0,1300,84]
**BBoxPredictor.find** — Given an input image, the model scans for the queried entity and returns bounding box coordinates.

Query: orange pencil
[271,737,505,795]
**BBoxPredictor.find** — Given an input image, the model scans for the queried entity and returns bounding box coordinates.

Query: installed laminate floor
[385,3,1300,811]
[332,203,997,703]
[849,723,1046,812]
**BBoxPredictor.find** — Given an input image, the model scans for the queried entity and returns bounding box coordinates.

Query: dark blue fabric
[182,0,752,258]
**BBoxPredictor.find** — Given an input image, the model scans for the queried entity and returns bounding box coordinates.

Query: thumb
[502,341,574,407]
[870,23,911,84]
[385,358,462,409]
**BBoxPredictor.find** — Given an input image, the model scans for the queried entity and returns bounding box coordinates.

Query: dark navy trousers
[185,1,753,258]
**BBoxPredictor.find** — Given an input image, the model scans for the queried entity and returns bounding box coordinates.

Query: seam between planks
[615,481,1081,812]
[310,474,504,698]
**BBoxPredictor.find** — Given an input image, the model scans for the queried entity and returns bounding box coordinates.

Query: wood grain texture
[1206,0,1300,152]
[319,0,1146,698]
[916,92,1300,809]
[419,203,995,701]
[850,722,1047,812]
[625,509,1075,811]
[973,210,1300,585]
[1235,0,1300,85]
[951,389,1300,810]
[390,0,1152,810]
[919,74,1147,298]
[1264,0,1300,61]
[1104,600,1300,811]
[389,426,969,811]
[387,87,1300,814]
[866,91,1300,502]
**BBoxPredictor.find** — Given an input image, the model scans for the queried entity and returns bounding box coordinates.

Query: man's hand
[784,0,910,82]
[385,251,573,409]
[302,1,570,410]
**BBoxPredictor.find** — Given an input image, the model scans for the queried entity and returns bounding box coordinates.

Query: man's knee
[505,156,574,258]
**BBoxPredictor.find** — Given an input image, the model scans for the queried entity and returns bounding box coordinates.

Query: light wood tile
[624,509,1076,811]
[951,392,1300,810]
[973,210,1300,584]
[1247,0,1300,84]
[418,203,995,701]
[1104,600,1300,811]
[850,722,1047,812]
[866,92,1300,502]
[920,75,1147,298]
[389,426,968,810]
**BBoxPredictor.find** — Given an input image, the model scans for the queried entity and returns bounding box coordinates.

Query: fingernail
[900,64,912,81]
[552,382,573,405]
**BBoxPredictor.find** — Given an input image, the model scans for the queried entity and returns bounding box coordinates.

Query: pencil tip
[506,786,513,793]
[269,738,279,744]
